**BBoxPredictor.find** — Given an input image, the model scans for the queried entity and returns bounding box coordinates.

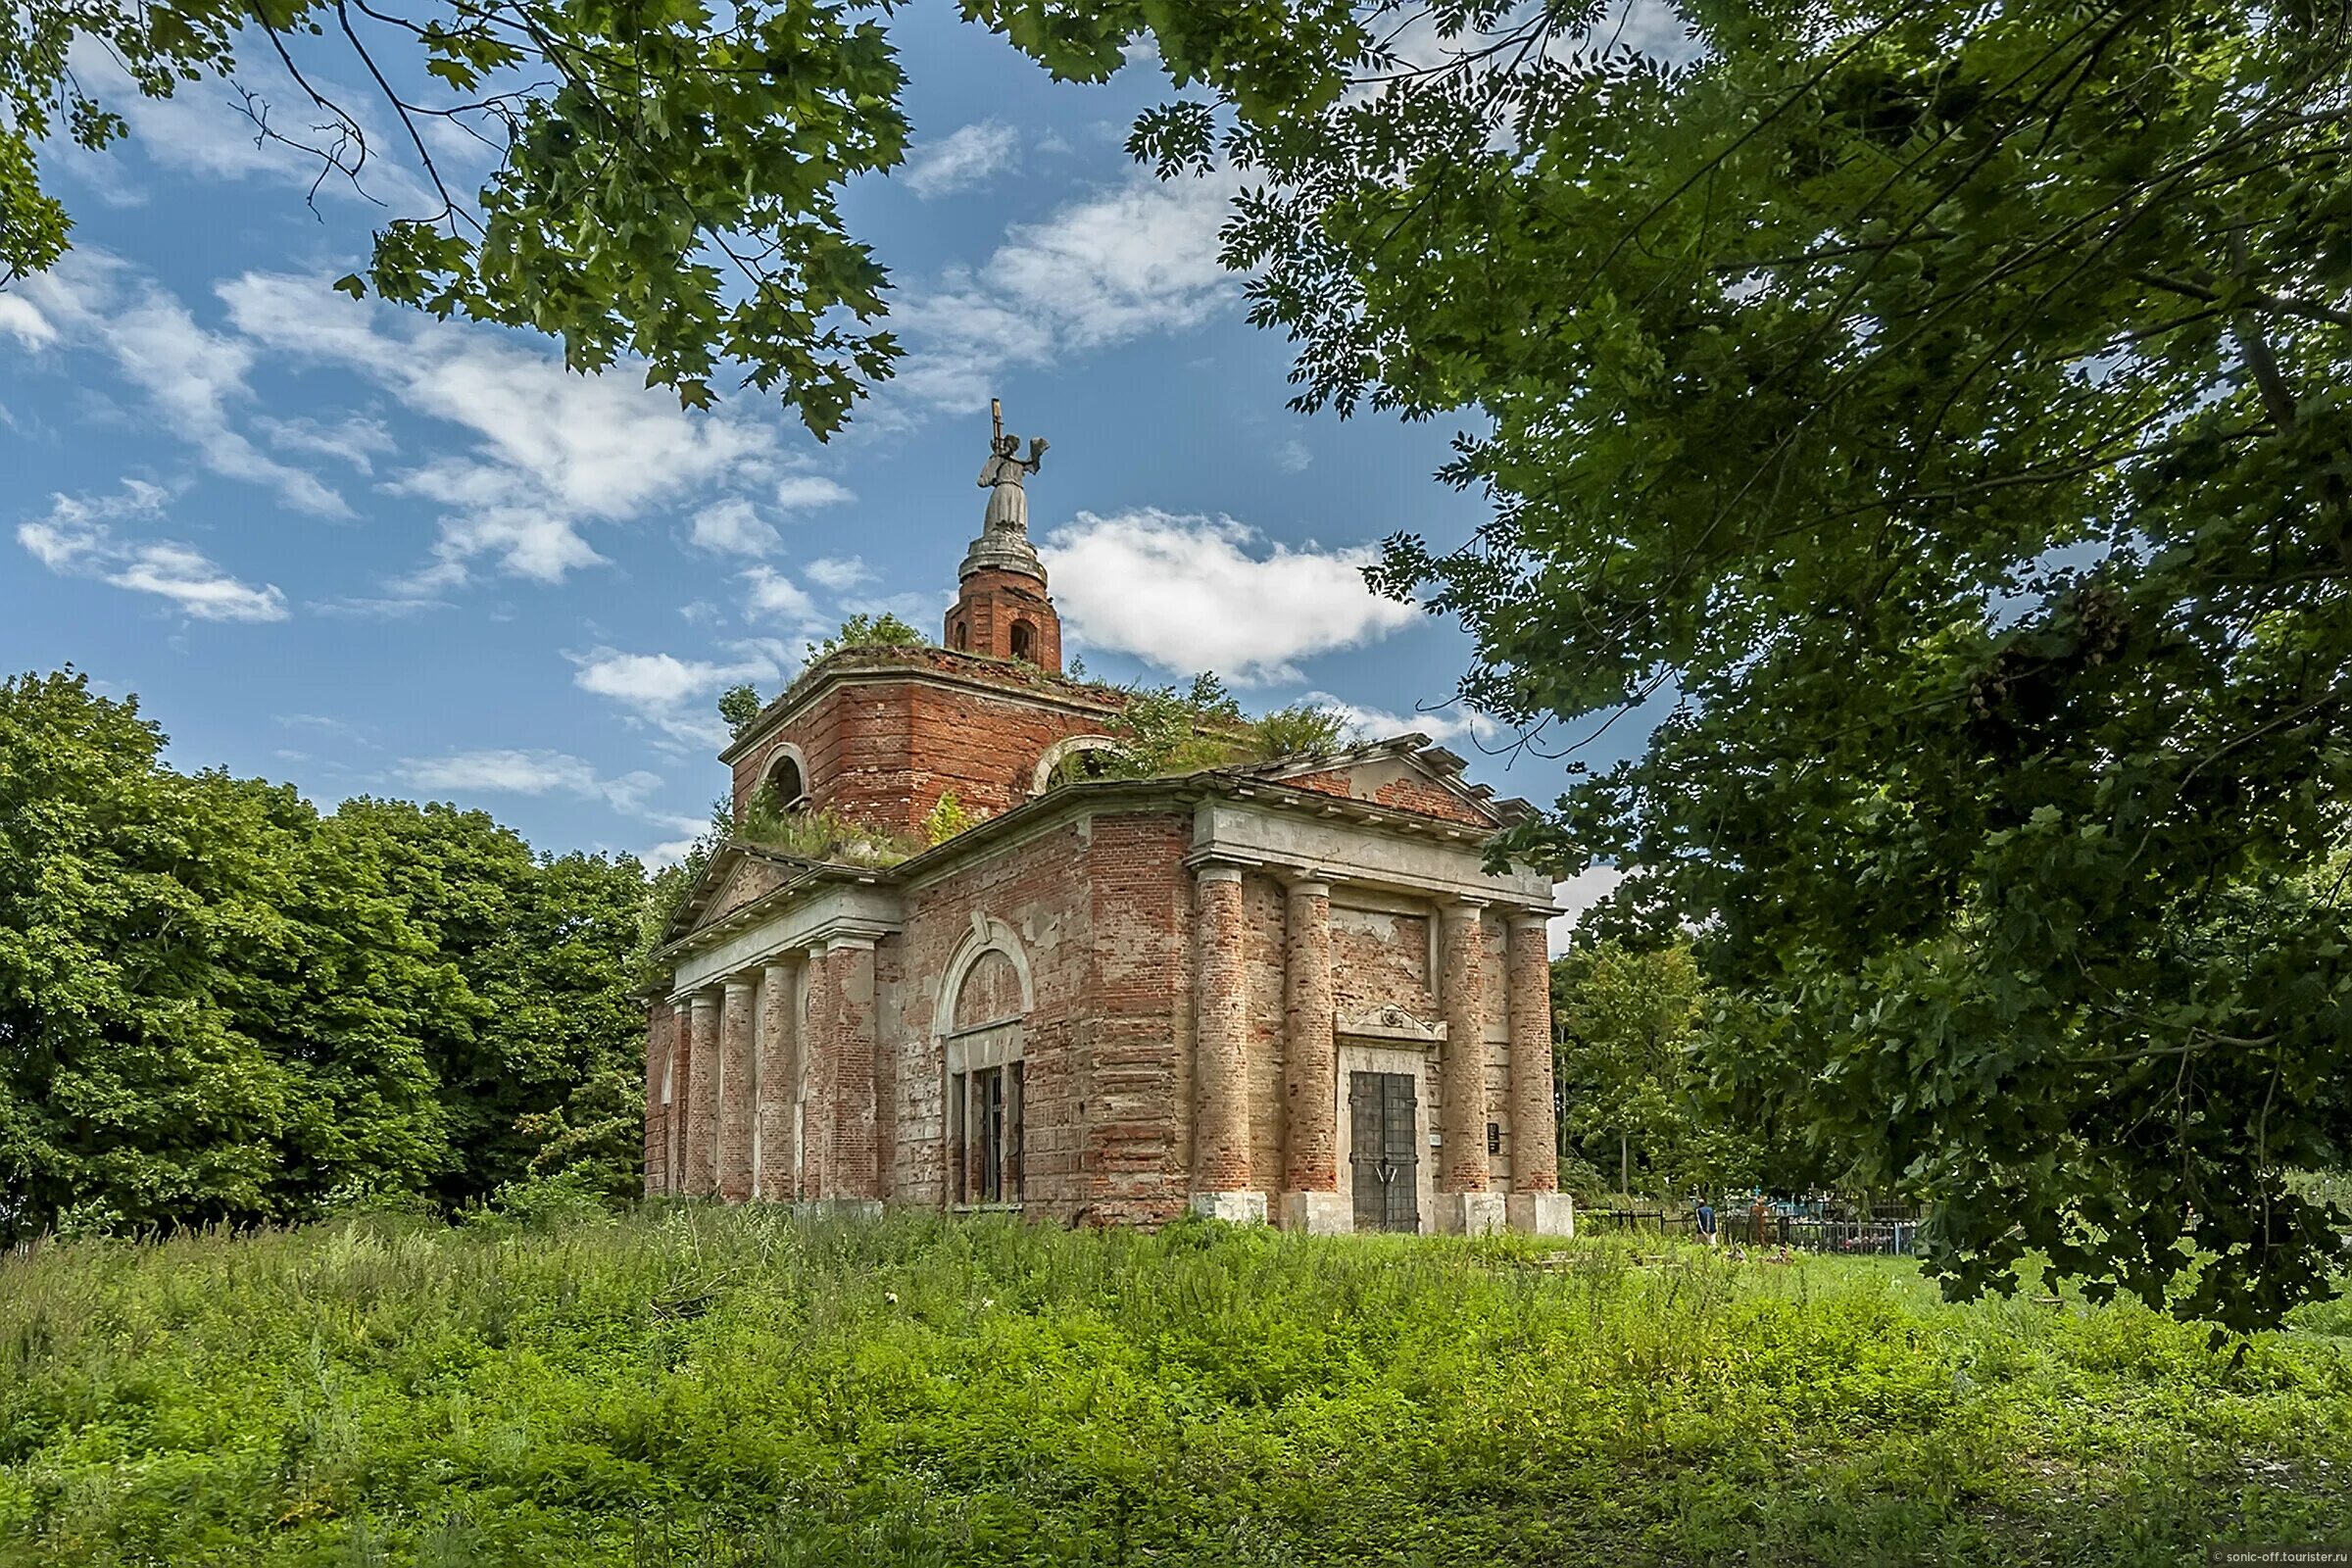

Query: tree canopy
[0,670,648,1239]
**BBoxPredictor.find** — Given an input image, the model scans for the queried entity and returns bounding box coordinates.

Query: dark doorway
[1349,1070,1419,1233]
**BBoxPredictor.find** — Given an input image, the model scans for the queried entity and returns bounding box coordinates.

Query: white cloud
[688,497,780,558]
[217,270,783,588]
[17,254,348,515]
[741,565,823,629]
[773,474,856,510]
[1293,690,1499,750]
[399,749,663,814]
[18,482,290,622]
[569,643,794,747]
[903,120,1019,198]
[1549,866,1629,956]
[1273,438,1312,473]
[256,413,396,474]
[0,295,56,349]
[1043,509,1418,683]
[805,555,873,592]
[62,37,438,212]
[882,172,1235,421]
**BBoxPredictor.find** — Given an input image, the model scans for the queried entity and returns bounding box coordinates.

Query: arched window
[1008,620,1035,662]
[762,747,809,812]
[950,619,969,651]
[941,924,1031,1208]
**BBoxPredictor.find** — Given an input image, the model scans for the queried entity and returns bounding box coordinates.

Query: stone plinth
[1506,1193,1575,1238]
[1279,1191,1352,1234]
[1432,1191,1506,1236]
[1190,1191,1269,1224]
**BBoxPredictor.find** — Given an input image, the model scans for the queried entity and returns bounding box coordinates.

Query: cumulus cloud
[805,556,874,592]
[256,413,397,474]
[399,748,663,814]
[1042,510,1418,683]
[16,254,349,516]
[882,172,1236,420]
[17,481,290,621]
[568,643,795,747]
[741,565,824,629]
[1293,690,1500,750]
[773,474,856,510]
[688,497,780,558]
[1549,865,1629,956]
[903,120,1019,197]
[0,295,56,349]
[217,270,783,589]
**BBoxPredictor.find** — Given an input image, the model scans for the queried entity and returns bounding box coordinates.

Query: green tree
[5,0,906,432]
[971,0,2352,1328]
[0,671,650,1236]
[808,612,928,660]
[717,684,763,739]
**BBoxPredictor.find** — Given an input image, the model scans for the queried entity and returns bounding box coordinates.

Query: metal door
[1349,1070,1420,1233]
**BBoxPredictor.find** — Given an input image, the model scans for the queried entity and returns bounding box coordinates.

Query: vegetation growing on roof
[808,612,927,662]
[922,790,978,846]
[1050,673,1354,788]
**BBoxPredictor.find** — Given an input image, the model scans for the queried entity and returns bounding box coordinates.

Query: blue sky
[2,7,1630,907]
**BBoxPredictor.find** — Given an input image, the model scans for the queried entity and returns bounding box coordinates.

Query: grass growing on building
[3,1208,2347,1566]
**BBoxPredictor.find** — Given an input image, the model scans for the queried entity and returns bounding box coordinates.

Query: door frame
[1333,1040,1436,1234]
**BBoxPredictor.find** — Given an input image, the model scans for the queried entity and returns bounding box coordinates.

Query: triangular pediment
[1249,734,1527,830]
[662,844,808,944]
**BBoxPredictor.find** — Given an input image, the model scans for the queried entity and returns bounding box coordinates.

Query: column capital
[690,988,722,1010]
[722,975,757,995]
[1284,873,1334,899]
[1195,861,1247,886]
[822,934,878,956]
[760,959,793,981]
[1505,909,1552,934]
[1442,895,1490,917]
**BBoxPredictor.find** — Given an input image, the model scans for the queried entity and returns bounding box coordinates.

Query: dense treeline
[0,670,648,1242]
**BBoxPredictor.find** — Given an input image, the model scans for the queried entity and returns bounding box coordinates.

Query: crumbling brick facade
[645,482,1571,1236]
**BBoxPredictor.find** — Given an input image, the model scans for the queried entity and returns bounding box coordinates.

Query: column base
[1189,1191,1269,1224]
[1278,1191,1352,1234]
[1433,1191,1507,1236]
[1505,1192,1576,1238]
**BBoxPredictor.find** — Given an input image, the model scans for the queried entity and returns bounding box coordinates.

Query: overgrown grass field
[3,1208,2347,1566]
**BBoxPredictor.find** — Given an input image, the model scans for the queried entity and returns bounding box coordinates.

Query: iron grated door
[1349,1070,1420,1233]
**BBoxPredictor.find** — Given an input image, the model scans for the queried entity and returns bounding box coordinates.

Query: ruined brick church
[641,411,1571,1235]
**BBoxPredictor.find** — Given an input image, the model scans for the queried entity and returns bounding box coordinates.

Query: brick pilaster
[669,1001,692,1194]
[757,959,798,1201]
[831,939,880,1200]
[717,979,757,1200]
[1282,878,1337,1194]
[1192,863,1250,1194]
[1440,900,1491,1193]
[1506,914,1559,1194]
[683,990,722,1197]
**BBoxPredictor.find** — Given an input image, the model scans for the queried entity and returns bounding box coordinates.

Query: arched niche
[1031,733,1123,796]
[938,914,1032,1206]
[760,741,811,810]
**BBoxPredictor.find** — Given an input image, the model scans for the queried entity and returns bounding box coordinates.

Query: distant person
[1696,1198,1718,1248]
[1751,1193,1770,1247]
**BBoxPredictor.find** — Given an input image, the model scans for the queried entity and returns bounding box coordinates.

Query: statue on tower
[977,397,1048,536]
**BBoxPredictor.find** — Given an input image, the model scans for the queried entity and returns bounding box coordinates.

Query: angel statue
[976,398,1048,535]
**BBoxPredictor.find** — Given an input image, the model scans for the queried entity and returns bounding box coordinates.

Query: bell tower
[945,398,1062,672]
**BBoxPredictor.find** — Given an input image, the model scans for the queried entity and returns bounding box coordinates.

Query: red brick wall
[1081,812,1194,1222]
[945,567,1062,672]
[1240,873,1289,1212]
[889,820,1096,1211]
[1331,906,1436,1019]
[730,659,1127,836]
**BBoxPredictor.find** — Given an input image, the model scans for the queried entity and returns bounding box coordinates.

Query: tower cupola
[945,398,1062,672]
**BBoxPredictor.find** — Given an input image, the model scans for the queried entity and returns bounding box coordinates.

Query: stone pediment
[1244,734,1528,830]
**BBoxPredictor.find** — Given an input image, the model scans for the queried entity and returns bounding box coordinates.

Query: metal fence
[1579,1200,1924,1255]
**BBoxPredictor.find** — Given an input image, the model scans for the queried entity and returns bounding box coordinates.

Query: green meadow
[3,1208,2347,1566]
